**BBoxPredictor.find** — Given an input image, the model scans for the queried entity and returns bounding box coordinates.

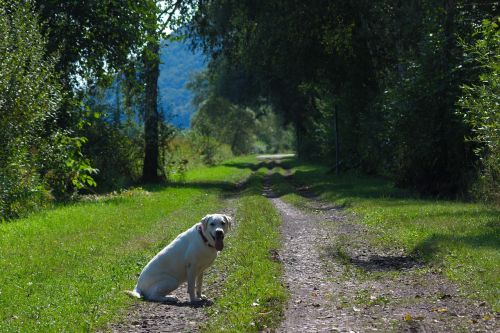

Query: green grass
[0,156,264,332]
[279,159,500,311]
[201,168,287,332]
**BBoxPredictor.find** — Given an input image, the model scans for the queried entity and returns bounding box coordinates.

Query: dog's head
[201,214,232,251]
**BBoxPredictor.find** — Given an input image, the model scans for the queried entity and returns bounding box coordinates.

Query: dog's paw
[190,296,213,307]
[190,297,203,304]
[163,296,179,303]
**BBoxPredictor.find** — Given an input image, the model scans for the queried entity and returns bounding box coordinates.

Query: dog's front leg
[196,272,206,299]
[187,265,201,303]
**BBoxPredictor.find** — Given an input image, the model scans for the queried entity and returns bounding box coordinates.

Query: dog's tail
[124,289,142,299]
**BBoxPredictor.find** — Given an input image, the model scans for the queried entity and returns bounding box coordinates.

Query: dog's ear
[201,215,211,229]
[223,215,233,230]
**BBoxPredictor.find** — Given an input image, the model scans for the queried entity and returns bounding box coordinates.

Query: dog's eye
[221,221,226,225]
[210,222,215,226]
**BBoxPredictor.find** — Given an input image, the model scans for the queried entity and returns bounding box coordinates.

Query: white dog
[126,214,232,303]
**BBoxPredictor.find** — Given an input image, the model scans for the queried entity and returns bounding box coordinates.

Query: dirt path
[106,289,206,333]
[263,158,498,333]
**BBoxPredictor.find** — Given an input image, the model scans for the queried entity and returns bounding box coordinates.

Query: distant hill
[100,38,206,128]
[158,39,206,128]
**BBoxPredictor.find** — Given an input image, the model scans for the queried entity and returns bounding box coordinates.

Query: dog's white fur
[126,214,232,303]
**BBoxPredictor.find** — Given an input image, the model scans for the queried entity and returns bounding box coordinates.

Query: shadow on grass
[221,161,265,171]
[293,169,411,200]
[411,229,500,262]
[224,156,295,172]
[143,181,234,193]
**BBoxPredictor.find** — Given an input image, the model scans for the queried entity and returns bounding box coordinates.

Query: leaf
[404,313,412,321]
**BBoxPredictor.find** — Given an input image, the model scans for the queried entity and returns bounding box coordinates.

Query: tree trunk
[114,75,121,125]
[334,105,340,175]
[142,40,161,183]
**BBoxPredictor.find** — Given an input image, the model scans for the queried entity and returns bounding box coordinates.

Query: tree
[33,0,166,183]
[33,0,200,183]
[458,18,500,203]
[142,38,162,182]
[190,0,497,197]
[188,69,294,158]
[141,0,198,182]
[34,0,157,88]
[191,96,256,154]
[0,1,62,218]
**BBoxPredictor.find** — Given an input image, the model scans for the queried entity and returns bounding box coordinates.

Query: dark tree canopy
[34,0,158,85]
[190,0,498,197]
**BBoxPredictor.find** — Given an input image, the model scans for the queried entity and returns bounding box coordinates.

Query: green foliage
[41,132,98,200]
[188,70,294,159]
[369,3,481,195]
[458,18,500,204]
[0,1,60,219]
[253,108,295,154]
[33,0,158,85]
[82,112,144,192]
[191,0,497,198]
[0,1,103,220]
[164,131,233,168]
[191,95,257,155]
[30,0,162,186]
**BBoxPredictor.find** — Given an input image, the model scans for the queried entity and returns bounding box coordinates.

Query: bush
[0,1,62,219]
[82,107,144,192]
[191,96,257,155]
[164,132,233,173]
[458,18,500,204]
[0,1,98,219]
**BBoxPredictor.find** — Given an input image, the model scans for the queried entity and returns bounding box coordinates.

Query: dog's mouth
[212,232,224,251]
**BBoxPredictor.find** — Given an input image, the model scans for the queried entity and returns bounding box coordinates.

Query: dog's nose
[215,229,224,239]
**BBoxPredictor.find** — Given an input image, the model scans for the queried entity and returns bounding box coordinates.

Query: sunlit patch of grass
[285,160,500,311]
[180,155,257,185]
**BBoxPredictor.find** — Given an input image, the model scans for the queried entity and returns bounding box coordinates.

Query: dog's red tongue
[214,238,224,251]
